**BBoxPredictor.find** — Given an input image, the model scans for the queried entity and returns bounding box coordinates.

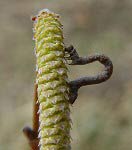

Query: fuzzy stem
[33,9,71,150]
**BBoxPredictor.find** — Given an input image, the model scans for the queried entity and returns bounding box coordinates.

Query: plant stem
[33,83,39,133]
[33,9,71,150]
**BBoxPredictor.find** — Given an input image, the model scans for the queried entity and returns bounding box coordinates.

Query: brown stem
[33,83,39,133]
[23,83,39,150]
[65,45,113,104]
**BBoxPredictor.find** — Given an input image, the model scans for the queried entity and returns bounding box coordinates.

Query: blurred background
[0,0,132,149]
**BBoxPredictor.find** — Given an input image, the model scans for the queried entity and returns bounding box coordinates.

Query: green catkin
[33,9,71,150]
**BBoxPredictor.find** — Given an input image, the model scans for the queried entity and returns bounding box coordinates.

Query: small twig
[65,45,113,104]
[33,84,39,133]
[23,126,39,150]
[23,83,39,150]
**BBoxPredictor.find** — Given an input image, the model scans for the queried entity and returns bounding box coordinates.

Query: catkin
[33,9,71,150]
